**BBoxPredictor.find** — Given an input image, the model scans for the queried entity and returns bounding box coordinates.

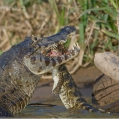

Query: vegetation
[0,0,119,75]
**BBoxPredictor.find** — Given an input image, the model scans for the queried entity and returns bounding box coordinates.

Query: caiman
[0,26,106,117]
[0,26,80,116]
[52,64,106,113]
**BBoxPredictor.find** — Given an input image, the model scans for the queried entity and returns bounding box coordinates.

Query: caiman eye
[32,35,39,42]
[34,37,38,41]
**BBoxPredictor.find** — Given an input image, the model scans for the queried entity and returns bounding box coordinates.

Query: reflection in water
[14,101,119,118]
[14,88,119,118]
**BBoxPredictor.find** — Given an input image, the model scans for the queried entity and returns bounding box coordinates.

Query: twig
[85,21,95,49]
[19,0,30,19]
[0,2,15,21]
[0,29,9,48]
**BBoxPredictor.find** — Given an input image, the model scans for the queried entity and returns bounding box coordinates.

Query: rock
[92,74,119,112]
[94,52,119,82]
[93,52,119,112]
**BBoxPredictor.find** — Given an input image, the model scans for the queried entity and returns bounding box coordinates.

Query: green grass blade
[78,7,112,18]
[79,22,85,48]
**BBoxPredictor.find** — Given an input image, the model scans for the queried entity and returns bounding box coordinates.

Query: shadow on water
[14,87,119,118]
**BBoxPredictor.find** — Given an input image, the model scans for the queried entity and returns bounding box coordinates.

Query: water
[13,87,119,118]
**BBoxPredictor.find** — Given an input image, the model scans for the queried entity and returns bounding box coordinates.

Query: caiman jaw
[45,42,79,58]
[23,26,80,75]
[38,42,80,74]
[23,42,80,75]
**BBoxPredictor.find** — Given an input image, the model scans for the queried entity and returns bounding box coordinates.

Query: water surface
[14,88,119,118]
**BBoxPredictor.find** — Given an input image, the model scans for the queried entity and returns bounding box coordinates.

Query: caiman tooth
[73,42,76,47]
[60,55,66,61]
[75,42,78,46]
[67,54,72,58]
[59,40,65,44]
[61,54,71,62]
[73,42,79,51]
[76,42,80,49]
[53,43,57,48]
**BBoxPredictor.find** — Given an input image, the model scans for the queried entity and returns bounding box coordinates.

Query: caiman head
[24,26,80,75]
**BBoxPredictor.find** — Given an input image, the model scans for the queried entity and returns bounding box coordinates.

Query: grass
[50,0,119,72]
[1,0,119,73]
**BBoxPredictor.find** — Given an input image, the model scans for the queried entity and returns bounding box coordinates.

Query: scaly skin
[52,64,106,113]
[0,26,80,116]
